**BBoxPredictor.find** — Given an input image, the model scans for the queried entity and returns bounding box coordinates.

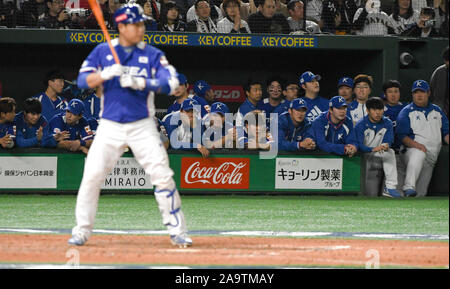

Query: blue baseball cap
[177,73,187,85]
[299,71,321,86]
[181,98,199,111]
[193,80,212,98]
[289,98,307,110]
[337,77,354,88]
[210,102,229,115]
[114,4,149,25]
[66,99,85,115]
[329,96,348,108]
[411,80,430,92]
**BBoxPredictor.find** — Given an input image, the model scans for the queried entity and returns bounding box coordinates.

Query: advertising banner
[181,157,250,189]
[0,157,57,188]
[102,157,153,189]
[275,158,343,190]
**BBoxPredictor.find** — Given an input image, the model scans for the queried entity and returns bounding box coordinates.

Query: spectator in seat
[217,0,251,33]
[247,0,291,34]
[287,0,321,34]
[401,7,440,37]
[158,1,187,31]
[187,0,219,32]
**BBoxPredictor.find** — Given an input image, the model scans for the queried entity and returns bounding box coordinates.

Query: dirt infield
[0,234,448,268]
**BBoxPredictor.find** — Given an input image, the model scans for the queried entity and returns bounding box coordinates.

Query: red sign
[188,85,246,102]
[181,157,250,189]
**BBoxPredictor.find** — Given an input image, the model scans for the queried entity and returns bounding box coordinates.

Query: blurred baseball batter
[68,3,192,248]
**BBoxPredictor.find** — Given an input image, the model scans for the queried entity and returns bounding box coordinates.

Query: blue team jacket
[311,111,358,155]
[277,111,314,151]
[14,112,52,148]
[45,112,94,147]
[162,111,205,150]
[354,115,394,153]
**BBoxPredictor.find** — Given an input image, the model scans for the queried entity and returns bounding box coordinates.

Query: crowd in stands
[0,0,448,37]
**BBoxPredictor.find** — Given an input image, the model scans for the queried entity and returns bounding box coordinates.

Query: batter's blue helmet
[114,4,149,25]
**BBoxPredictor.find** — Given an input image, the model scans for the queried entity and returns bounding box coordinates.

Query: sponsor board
[188,85,245,102]
[0,157,57,188]
[102,157,153,189]
[275,158,343,190]
[181,157,250,189]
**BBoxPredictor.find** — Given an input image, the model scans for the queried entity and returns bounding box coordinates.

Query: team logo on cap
[416,80,423,87]
[215,103,223,110]
[115,13,127,23]
[341,78,349,83]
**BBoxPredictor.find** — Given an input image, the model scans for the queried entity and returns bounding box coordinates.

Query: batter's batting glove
[120,74,146,90]
[100,64,124,81]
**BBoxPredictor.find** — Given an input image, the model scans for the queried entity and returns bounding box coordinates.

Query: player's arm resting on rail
[312,120,346,155]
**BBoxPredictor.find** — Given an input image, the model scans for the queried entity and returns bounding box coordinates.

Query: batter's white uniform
[73,36,187,241]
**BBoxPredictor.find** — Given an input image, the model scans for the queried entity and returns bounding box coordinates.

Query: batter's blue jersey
[14,112,52,148]
[354,115,394,153]
[301,96,329,122]
[82,94,101,120]
[77,39,178,123]
[33,92,67,123]
[311,112,358,155]
[277,111,314,151]
[46,112,94,147]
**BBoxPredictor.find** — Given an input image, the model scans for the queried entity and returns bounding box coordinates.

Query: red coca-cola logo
[181,157,250,189]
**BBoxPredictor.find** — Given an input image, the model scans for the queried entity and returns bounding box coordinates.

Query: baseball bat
[88,0,120,64]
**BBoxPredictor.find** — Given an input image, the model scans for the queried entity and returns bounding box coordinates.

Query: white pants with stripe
[72,118,188,240]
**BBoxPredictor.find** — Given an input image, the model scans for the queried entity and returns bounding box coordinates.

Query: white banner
[275,158,343,190]
[102,158,153,189]
[0,157,57,188]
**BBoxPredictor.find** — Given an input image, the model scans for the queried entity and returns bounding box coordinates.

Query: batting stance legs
[71,118,190,245]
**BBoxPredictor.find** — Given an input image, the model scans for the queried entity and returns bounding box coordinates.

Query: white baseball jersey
[353,8,398,35]
[396,102,449,161]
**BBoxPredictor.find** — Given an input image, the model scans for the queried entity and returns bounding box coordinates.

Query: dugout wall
[0,147,448,196]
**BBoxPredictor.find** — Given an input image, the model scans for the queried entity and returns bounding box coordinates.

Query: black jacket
[247,11,291,34]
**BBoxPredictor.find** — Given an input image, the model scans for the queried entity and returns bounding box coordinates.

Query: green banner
[0,151,360,194]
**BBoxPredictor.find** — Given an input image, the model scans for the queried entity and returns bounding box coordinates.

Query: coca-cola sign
[181,157,250,189]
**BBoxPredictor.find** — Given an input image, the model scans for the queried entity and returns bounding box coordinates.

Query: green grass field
[0,195,448,236]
